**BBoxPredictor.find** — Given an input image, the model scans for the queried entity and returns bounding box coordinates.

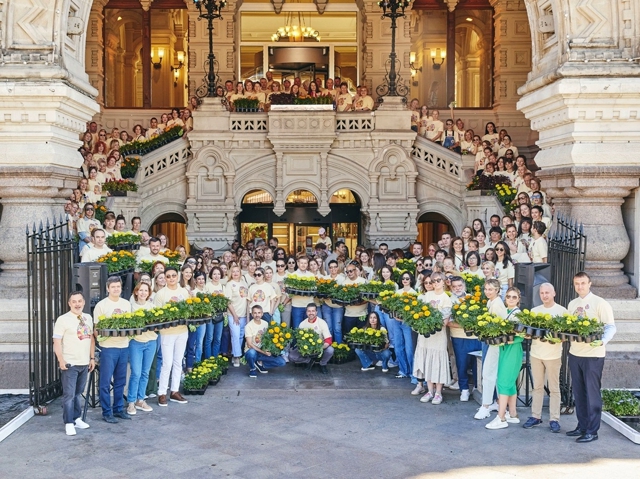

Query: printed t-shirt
[94,297,132,348]
[154,286,190,335]
[244,319,268,353]
[530,303,567,360]
[53,311,93,365]
[567,293,614,358]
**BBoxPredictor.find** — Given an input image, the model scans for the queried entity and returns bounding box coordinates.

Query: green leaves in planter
[602,389,640,417]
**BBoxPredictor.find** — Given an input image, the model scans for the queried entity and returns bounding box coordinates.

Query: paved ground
[0,360,638,479]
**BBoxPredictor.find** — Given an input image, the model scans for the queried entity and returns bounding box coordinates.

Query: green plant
[359,280,397,295]
[459,274,485,297]
[102,179,138,193]
[234,97,260,110]
[284,274,317,292]
[344,327,387,348]
[553,313,604,337]
[315,277,337,296]
[120,156,140,179]
[331,342,351,360]
[294,328,324,357]
[395,258,416,275]
[119,126,183,156]
[261,320,294,355]
[106,231,141,247]
[452,289,488,333]
[329,283,363,303]
[473,312,515,338]
[293,94,334,105]
[602,389,640,417]
[96,250,137,273]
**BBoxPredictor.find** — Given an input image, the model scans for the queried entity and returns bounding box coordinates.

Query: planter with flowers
[329,343,355,364]
[284,274,317,296]
[97,250,137,274]
[395,258,416,275]
[378,291,443,338]
[551,313,604,343]
[261,320,295,356]
[233,97,260,112]
[159,249,182,268]
[344,327,388,351]
[102,179,138,196]
[106,231,141,251]
[294,328,324,357]
[315,277,337,298]
[514,309,557,340]
[328,283,365,306]
[120,156,140,179]
[452,288,488,337]
[120,126,183,156]
[601,389,640,444]
[359,279,397,300]
[472,312,517,345]
[94,203,108,223]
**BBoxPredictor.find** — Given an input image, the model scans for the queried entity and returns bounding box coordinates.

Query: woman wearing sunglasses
[486,287,524,429]
[393,272,417,380]
[411,272,452,405]
[494,241,515,300]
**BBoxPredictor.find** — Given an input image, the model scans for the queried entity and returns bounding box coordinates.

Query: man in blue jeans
[289,256,316,329]
[245,305,286,378]
[447,276,482,402]
[93,276,132,423]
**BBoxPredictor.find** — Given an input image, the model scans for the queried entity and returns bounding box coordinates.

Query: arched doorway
[417,212,455,249]
[238,188,361,254]
[150,213,187,251]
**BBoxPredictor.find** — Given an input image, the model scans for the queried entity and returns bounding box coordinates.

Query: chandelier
[271,12,320,42]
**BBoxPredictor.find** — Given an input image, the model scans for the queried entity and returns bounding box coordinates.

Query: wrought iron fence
[547,213,587,412]
[27,216,77,409]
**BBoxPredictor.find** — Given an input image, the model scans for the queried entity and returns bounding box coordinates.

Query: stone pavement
[0,361,638,479]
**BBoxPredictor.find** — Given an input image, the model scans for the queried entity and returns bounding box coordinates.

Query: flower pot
[514,323,526,333]
[464,331,474,337]
[208,377,220,386]
[359,292,379,300]
[211,313,224,324]
[98,329,117,337]
[183,386,207,395]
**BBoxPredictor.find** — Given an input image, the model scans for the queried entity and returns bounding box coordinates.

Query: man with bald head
[523,283,568,433]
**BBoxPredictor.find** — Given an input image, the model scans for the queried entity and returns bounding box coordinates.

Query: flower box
[208,377,220,386]
[186,317,210,326]
[211,313,224,324]
[359,291,380,300]
[480,334,516,346]
[183,386,207,396]
[109,191,127,197]
[285,287,316,297]
[270,104,334,111]
[601,389,640,444]
[331,297,364,307]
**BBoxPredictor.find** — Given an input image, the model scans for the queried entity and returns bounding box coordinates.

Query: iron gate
[27,216,77,409]
[548,213,587,412]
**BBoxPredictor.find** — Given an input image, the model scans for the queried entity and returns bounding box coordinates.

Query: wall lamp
[431,48,446,69]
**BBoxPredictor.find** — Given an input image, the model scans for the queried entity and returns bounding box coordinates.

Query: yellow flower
[281,322,287,328]
[404,306,410,311]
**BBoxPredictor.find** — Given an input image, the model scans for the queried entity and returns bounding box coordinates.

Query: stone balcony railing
[226,110,376,134]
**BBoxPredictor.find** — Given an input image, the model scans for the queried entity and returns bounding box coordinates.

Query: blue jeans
[204,320,224,359]
[375,306,396,346]
[229,316,247,357]
[99,346,128,417]
[291,306,307,329]
[321,304,344,344]
[451,337,482,391]
[355,348,392,369]
[343,316,364,337]
[186,324,206,368]
[61,365,88,424]
[394,321,415,377]
[245,348,286,371]
[127,339,157,403]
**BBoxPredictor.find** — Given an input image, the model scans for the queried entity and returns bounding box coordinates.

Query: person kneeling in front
[245,305,286,378]
[289,303,334,374]
[53,291,95,436]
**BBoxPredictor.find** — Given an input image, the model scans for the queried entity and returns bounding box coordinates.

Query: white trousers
[482,345,500,405]
[158,332,188,395]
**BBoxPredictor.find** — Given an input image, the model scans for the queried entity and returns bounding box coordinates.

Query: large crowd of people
[54,199,615,444]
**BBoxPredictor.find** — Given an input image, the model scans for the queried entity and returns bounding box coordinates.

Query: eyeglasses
[254,273,263,277]
[346,269,356,273]
[506,295,519,300]
[165,274,178,278]
[287,261,295,264]
[276,264,285,267]
[402,277,411,281]
[85,208,94,211]
[424,281,432,285]
[495,248,505,252]
[434,278,443,283]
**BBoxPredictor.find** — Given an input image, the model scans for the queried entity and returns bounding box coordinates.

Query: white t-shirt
[343,276,367,318]
[425,119,444,141]
[81,244,112,263]
[298,317,331,342]
[247,282,277,315]
[94,297,132,348]
[289,270,316,308]
[530,303,568,360]
[154,285,190,335]
[336,93,353,112]
[354,95,374,111]
[567,293,615,358]
[529,237,548,263]
[244,319,268,353]
[494,260,515,286]
[224,280,249,318]
[53,311,93,365]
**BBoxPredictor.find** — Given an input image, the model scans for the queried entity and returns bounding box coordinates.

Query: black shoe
[320,365,328,374]
[254,362,269,374]
[566,427,585,437]
[103,415,118,424]
[113,411,132,420]
[576,433,598,443]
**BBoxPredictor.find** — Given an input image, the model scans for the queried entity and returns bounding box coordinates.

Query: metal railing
[27,216,76,409]
[548,213,587,412]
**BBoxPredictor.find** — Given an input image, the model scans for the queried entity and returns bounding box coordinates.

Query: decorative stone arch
[369,144,418,204]
[235,184,278,211]
[327,183,369,209]
[417,199,463,236]
[326,153,371,206]
[187,145,235,204]
[281,183,323,205]
[141,199,187,230]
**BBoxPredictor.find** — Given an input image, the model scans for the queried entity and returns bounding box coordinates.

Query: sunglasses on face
[346,269,356,273]
[402,277,411,281]
[506,295,519,300]
[254,273,263,277]
[495,248,505,252]
[288,261,295,264]
[434,278,443,283]
[277,264,285,267]
[424,281,432,285]
[166,274,178,279]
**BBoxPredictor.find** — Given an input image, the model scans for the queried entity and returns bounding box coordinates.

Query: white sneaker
[74,418,90,429]
[474,406,491,420]
[375,361,383,367]
[488,401,499,412]
[65,423,76,436]
[361,366,375,371]
[387,360,398,368]
[420,391,434,403]
[431,393,443,405]
[485,416,508,430]
[460,389,470,402]
[233,358,240,367]
[446,380,460,390]
[505,411,520,424]
[411,384,426,396]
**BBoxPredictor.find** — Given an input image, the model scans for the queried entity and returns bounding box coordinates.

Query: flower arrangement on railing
[359,279,397,299]
[119,126,184,156]
[97,250,137,274]
[106,232,141,248]
[102,179,138,194]
[328,283,364,306]
[233,97,260,112]
[493,183,518,214]
[268,93,295,105]
[344,327,387,350]
[120,156,140,179]
[261,320,295,356]
[284,274,317,296]
[293,94,334,105]
[294,328,324,357]
[466,173,512,192]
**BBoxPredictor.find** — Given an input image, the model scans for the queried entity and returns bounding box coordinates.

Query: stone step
[610,299,640,321]
[0,300,28,322]
[0,333,28,345]
[0,321,27,334]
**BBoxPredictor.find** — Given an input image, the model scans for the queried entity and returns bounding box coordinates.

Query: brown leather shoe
[158,394,168,407]
[169,391,188,404]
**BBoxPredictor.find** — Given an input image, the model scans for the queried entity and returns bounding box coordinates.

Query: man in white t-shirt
[93,276,132,423]
[154,266,190,407]
[425,109,444,142]
[353,86,374,111]
[523,283,567,433]
[138,236,168,264]
[244,305,286,378]
[81,228,112,263]
[565,272,616,443]
[288,303,334,374]
[336,82,353,112]
[53,291,95,436]
[316,227,332,251]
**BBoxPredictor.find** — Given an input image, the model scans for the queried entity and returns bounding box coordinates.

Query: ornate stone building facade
[0,0,638,387]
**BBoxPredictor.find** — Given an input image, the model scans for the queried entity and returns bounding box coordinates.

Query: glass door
[294,225,330,256]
